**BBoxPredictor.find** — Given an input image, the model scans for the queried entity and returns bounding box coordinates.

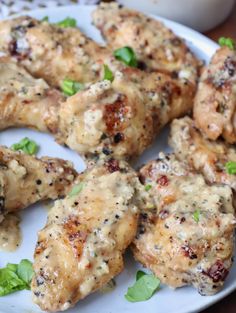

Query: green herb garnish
[114,46,137,67]
[56,17,77,28]
[0,259,33,296]
[145,184,152,191]
[69,183,84,197]
[41,16,49,22]
[61,79,84,96]
[11,137,38,155]
[103,64,114,82]
[125,271,160,302]
[192,209,200,223]
[218,37,235,50]
[225,161,236,174]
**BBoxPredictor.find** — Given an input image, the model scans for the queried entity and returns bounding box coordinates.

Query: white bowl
[117,0,235,32]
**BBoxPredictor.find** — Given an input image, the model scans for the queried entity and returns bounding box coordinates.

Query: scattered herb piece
[103,64,114,82]
[0,259,33,296]
[41,16,49,22]
[218,37,235,50]
[11,137,38,155]
[192,209,200,223]
[225,161,236,174]
[114,46,137,67]
[136,270,146,281]
[125,271,160,302]
[56,17,77,28]
[145,184,152,191]
[61,79,84,96]
[69,183,84,197]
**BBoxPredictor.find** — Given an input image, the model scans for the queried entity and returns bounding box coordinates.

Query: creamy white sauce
[0,213,21,251]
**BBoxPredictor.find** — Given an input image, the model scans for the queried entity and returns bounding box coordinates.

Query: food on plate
[92,2,201,85]
[57,67,194,159]
[169,117,236,192]
[133,153,236,295]
[0,57,62,134]
[0,145,77,223]
[32,158,142,311]
[193,46,236,143]
[0,58,194,160]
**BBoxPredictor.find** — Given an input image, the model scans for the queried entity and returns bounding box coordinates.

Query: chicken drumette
[0,145,77,223]
[193,47,236,143]
[92,2,201,85]
[169,117,236,192]
[32,158,142,312]
[133,153,235,295]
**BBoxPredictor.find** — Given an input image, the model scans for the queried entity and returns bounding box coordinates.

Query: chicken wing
[58,66,194,159]
[92,2,201,85]
[0,16,114,87]
[0,145,77,222]
[169,117,236,191]
[133,153,236,295]
[0,57,62,133]
[32,158,142,312]
[193,47,236,143]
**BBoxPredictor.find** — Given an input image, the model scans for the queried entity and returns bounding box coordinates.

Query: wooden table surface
[202,2,236,312]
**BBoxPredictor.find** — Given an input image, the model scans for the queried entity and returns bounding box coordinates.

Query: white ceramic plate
[0,5,235,313]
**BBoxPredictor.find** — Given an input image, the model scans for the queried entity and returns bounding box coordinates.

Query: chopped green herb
[69,183,84,197]
[192,209,200,223]
[145,184,152,191]
[41,16,49,22]
[56,17,77,28]
[103,64,114,82]
[125,272,160,302]
[218,37,235,50]
[61,79,84,96]
[225,161,236,174]
[114,46,137,67]
[11,137,38,155]
[136,270,146,281]
[0,259,33,296]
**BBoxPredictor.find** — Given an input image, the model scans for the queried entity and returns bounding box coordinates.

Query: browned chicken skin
[92,2,201,85]
[169,117,236,192]
[194,47,236,143]
[0,145,77,222]
[133,153,236,295]
[0,57,194,160]
[32,158,142,312]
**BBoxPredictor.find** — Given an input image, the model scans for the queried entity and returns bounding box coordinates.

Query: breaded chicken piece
[0,16,113,87]
[32,158,142,312]
[133,153,236,295]
[169,117,236,191]
[194,47,236,143]
[58,66,194,159]
[92,2,200,85]
[0,57,62,133]
[0,145,77,222]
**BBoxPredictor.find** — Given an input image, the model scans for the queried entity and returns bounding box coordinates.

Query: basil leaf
[136,270,146,281]
[56,17,77,28]
[0,259,33,296]
[69,183,84,197]
[145,184,152,191]
[11,137,38,155]
[61,79,84,96]
[17,259,33,286]
[125,272,160,302]
[103,64,114,82]
[218,37,235,50]
[114,47,137,67]
[225,161,236,174]
[192,209,200,223]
